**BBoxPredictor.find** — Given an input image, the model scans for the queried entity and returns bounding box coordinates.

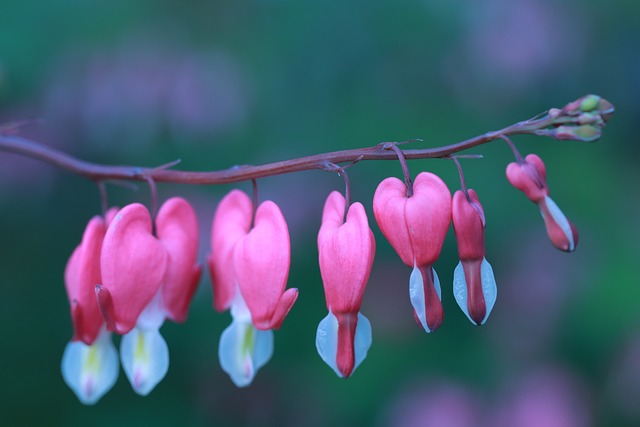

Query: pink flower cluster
[61,151,577,403]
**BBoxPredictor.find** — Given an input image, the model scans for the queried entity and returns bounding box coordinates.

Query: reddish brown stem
[0,103,597,185]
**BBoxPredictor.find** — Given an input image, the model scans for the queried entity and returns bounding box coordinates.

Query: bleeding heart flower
[506,154,578,252]
[373,172,451,333]
[209,189,298,387]
[61,209,119,405]
[451,189,497,325]
[97,197,200,396]
[316,191,375,378]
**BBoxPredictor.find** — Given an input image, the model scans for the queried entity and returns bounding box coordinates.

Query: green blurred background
[1,1,638,426]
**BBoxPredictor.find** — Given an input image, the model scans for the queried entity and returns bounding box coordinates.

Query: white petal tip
[453,258,497,325]
[120,327,169,396]
[219,318,274,387]
[409,265,442,333]
[61,329,119,405]
[315,311,372,378]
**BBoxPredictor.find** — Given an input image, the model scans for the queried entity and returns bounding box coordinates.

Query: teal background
[0,1,638,426]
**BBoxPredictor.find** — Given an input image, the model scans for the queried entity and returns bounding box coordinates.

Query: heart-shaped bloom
[316,191,375,378]
[506,154,578,252]
[208,189,298,387]
[451,189,497,325]
[373,172,452,333]
[61,209,119,405]
[97,197,201,395]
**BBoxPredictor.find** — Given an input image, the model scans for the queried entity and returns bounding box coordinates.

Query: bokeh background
[0,1,638,426]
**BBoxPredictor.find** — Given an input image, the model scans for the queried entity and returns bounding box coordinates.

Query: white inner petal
[409,265,441,333]
[543,195,575,251]
[453,261,470,321]
[315,310,372,378]
[120,326,169,396]
[61,326,119,405]
[218,315,274,387]
[480,257,498,324]
[353,312,372,374]
[453,258,498,325]
[136,290,166,330]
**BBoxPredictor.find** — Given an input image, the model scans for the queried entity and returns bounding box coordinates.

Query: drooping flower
[373,172,452,333]
[61,209,119,405]
[451,189,497,325]
[316,191,375,378]
[506,154,578,252]
[97,197,201,395]
[208,189,298,387]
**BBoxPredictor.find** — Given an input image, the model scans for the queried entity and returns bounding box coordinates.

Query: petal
[452,190,485,261]
[65,216,106,345]
[315,310,372,378]
[218,316,274,387]
[103,207,120,227]
[120,326,169,396]
[156,197,202,323]
[234,200,297,330]
[263,288,299,331]
[409,265,443,333]
[506,156,548,203]
[135,290,166,331]
[61,327,118,405]
[372,176,415,266]
[453,258,497,325]
[408,173,452,267]
[100,204,168,335]
[373,173,451,267]
[208,190,253,312]
[318,193,375,314]
[539,195,579,252]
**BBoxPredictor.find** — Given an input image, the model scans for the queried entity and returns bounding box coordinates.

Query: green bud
[554,125,601,142]
[579,94,601,112]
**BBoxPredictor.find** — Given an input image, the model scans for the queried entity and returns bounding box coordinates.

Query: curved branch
[0,94,613,185]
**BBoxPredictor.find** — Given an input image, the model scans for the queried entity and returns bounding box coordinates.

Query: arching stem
[500,134,525,164]
[383,142,413,197]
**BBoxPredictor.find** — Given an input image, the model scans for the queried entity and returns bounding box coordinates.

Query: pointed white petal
[315,311,372,378]
[315,311,340,377]
[480,257,498,323]
[453,261,471,322]
[453,258,498,325]
[219,318,274,387]
[543,195,575,251]
[61,328,118,405]
[353,312,372,373]
[120,327,169,396]
[409,265,441,333]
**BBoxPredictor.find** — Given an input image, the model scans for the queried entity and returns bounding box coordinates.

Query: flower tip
[218,318,274,388]
[539,196,579,253]
[120,328,169,396]
[453,258,497,326]
[409,265,444,333]
[316,311,371,378]
[253,287,298,331]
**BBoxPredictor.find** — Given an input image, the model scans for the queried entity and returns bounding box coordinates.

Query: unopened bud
[553,124,601,142]
[579,94,601,112]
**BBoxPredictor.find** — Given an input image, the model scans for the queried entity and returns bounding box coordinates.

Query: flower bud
[506,154,578,252]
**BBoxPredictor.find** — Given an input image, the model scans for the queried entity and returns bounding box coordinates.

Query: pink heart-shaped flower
[373,172,451,267]
[234,200,298,330]
[99,203,168,335]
